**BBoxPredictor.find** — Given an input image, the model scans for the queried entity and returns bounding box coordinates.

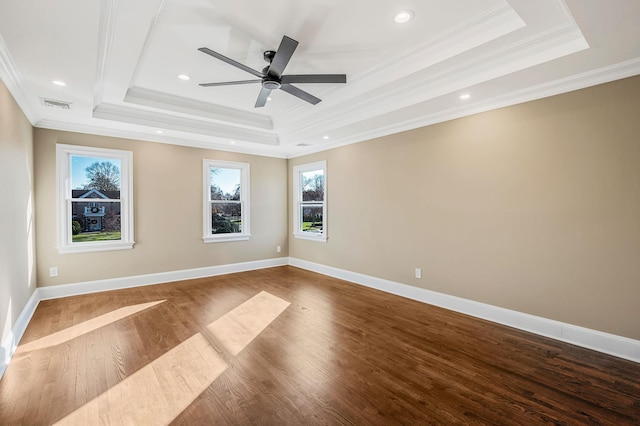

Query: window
[293,161,326,242]
[203,159,250,243]
[56,144,134,254]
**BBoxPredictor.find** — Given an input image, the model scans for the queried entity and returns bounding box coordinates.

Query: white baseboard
[288,257,640,363]
[1,257,288,380]
[3,255,637,382]
[38,257,289,300]
[1,288,41,378]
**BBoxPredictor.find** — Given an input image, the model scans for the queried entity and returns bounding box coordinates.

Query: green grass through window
[72,231,121,242]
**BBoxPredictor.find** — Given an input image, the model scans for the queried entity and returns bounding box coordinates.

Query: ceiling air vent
[41,98,72,110]
[296,143,311,147]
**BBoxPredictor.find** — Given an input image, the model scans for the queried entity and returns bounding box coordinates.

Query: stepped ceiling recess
[1,0,639,158]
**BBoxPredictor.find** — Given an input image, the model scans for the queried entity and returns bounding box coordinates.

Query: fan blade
[198,47,264,78]
[281,74,346,84]
[254,87,272,108]
[280,83,321,105]
[267,36,298,78]
[199,80,262,87]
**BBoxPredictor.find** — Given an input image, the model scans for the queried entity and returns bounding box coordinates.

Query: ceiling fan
[198,35,347,108]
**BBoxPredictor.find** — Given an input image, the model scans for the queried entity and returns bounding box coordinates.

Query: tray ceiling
[1,0,639,158]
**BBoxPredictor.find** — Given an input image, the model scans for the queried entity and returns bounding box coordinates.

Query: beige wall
[289,75,640,340]
[0,80,36,346]
[34,129,288,287]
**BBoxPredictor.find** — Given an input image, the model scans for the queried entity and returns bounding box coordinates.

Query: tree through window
[203,160,250,242]
[293,161,327,242]
[56,144,134,253]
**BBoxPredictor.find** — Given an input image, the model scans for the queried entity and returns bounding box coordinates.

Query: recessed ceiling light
[177,74,190,81]
[267,97,272,101]
[460,93,471,100]
[155,130,163,134]
[395,10,415,24]
[52,80,66,86]
[322,135,330,140]
[229,141,236,144]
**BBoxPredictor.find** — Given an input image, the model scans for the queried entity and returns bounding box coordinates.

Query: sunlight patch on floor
[53,291,290,424]
[208,290,291,356]
[17,300,166,353]
[54,333,226,425]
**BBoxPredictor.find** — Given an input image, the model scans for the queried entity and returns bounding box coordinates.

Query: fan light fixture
[395,10,415,24]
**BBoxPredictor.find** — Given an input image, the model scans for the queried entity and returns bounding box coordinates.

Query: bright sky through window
[211,168,240,194]
[71,155,120,189]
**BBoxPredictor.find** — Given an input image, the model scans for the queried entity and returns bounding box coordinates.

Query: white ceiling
[1,0,639,158]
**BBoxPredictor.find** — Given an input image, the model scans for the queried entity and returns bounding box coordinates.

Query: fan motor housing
[262,80,281,90]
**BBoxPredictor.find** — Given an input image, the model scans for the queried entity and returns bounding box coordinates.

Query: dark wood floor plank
[1,266,638,425]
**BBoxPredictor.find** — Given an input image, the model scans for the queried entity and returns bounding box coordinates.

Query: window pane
[71,201,121,242]
[300,204,323,233]
[211,167,241,201]
[71,155,121,193]
[301,169,324,202]
[211,202,242,234]
[71,188,120,200]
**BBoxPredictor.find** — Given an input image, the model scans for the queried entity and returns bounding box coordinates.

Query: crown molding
[36,54,639,161]
[286,58,640,158]
[275,2,526,125]
[281,18,588,147]
[124,86,273,130]
[277,1,526,135]
[93,103,279,145]
[34,119,288,159]
[0,35,41,124]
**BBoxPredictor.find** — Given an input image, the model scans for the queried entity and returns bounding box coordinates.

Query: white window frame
[56,144,134,254]
[293,160,327,242]
[203,159,250,243]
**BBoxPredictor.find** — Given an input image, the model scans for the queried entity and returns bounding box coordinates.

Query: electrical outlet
[415,268,421,279]
[276,245,282,253]
[50,267,58,277]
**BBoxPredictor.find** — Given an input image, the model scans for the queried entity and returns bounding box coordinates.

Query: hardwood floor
[1,266,638,424]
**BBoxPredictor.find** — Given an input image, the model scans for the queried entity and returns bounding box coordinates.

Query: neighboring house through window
[203,159,250,242]
[293,160,327,242]
[56,144,134,254]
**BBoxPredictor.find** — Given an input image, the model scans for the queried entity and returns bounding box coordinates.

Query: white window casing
[203,159,250,243]
[56,144,134,254]
[293,160,327,242]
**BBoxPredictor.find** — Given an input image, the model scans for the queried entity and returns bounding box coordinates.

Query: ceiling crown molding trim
[287,58,640,159]
[93,0,119,108]
[93,103,279,145]
[281,19,588,146]
[277,2,525,127]
[124,86,273,130]
[34,119,287,159]
[358,0,526,82]
[0,35,41,124]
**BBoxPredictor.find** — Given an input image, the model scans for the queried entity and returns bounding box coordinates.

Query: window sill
[293,232,327,243]
[203,234,250,243]
[58,241,135,254]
